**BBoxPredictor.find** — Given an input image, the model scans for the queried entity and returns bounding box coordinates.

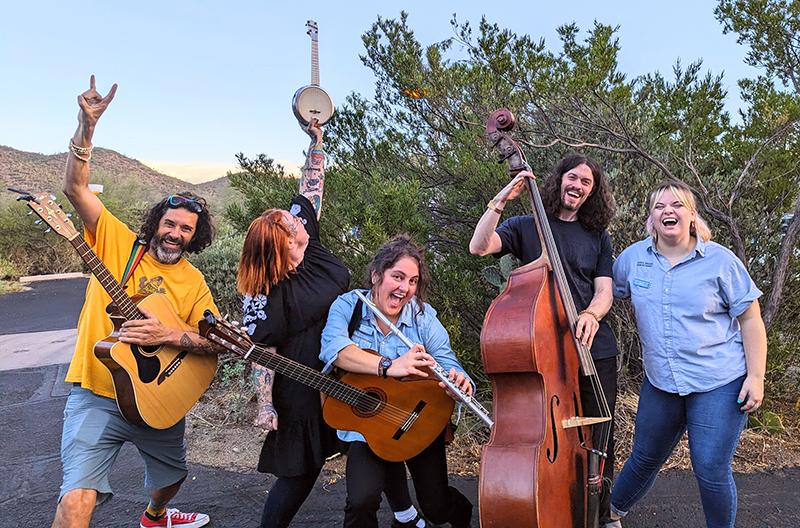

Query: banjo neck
[307,20,320,86]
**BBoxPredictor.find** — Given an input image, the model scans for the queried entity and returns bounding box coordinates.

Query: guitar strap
[121,237,147,289]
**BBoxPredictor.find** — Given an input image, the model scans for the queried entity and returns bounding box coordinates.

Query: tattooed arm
[119,309,222,355]
[252,363,278,431]
[178,332,225,356]
[299,119,325,220]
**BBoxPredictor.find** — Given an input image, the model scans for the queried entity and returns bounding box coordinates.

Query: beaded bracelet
[69,140,93,162]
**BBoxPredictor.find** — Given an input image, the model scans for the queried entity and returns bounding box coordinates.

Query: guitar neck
[248,344,362,405]
[69,236,143,320]
[311,40,319,86]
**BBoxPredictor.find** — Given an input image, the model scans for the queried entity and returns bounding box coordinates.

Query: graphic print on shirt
[138,276,166,295]
[242,294,269,336]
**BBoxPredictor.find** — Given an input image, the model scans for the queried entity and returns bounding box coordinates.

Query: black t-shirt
[241,195,350,476]
[495,214,618,359]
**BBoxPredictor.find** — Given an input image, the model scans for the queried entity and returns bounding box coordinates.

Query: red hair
[237,209,294,295]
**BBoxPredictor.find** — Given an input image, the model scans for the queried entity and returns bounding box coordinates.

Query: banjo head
[292,86,335,126]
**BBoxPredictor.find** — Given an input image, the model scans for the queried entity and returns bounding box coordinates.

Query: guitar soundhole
[139,344,160,356]
[132,345,161,384]
[353,388,385,418]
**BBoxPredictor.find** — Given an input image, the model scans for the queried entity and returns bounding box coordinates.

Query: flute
[354,290,494,429]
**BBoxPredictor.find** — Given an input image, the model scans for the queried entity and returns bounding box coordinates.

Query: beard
[150,233,185,264]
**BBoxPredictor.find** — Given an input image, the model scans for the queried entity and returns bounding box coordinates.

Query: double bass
[478,109,612,528]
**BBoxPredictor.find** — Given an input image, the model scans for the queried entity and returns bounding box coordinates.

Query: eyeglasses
[167,195,205,214]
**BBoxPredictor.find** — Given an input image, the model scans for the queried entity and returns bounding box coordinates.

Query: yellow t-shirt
[65,204,219,399]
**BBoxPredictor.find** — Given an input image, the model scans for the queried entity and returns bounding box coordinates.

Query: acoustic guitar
[199,311,454,462]
[292,19,334,126]
[19,191,217,429]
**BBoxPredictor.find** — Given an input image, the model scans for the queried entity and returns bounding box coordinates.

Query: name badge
[633,278,651,289]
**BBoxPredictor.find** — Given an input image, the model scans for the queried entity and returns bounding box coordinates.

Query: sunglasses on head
[167,195,205,214]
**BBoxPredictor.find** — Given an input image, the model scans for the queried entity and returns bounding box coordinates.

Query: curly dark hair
[365,235,430,314]
[138,191,215,254]
[540,153,616,232]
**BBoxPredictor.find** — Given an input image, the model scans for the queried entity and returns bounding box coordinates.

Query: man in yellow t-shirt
[53,76,221,528]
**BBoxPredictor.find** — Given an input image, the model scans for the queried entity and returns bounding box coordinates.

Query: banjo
[292,20,334,126]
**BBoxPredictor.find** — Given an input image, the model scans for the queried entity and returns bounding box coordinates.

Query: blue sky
[1,1,759,182]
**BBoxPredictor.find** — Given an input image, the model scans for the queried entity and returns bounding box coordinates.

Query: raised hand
[77,74,118,138]
[304,118,323,148]
[495,170,535,207]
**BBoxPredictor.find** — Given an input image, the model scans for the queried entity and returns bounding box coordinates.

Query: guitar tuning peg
[44,228,52,233]
[34,219,43,225]
[27,211,33,215]
[49,194,57,201]
[66,213,73,218]
[231,321,239,326]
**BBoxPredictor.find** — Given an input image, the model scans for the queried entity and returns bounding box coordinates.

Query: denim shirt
[320,289,472,443]
[613,237,762,395]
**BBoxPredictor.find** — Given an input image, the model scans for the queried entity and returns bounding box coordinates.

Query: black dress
[242,195,350,477]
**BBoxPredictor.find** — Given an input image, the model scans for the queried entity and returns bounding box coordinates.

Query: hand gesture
[304,118,323,148]
[387,344,433,378]
[494,170,535,207]
[77,74,118,135]
[439,368,474,400]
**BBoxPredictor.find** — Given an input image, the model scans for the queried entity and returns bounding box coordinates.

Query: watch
[379,356,393,378]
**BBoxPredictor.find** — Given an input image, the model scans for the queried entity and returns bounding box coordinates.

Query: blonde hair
[237,209,295,295]
[646,180,712,242]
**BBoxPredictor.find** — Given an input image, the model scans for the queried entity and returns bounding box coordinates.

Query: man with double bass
[52,75,221,528]
[469,153,620,528]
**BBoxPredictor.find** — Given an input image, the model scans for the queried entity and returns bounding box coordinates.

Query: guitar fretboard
[69,237,144,321]
[249,344,364,405]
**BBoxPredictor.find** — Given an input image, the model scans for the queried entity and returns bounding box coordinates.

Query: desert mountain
[0,145,231,203]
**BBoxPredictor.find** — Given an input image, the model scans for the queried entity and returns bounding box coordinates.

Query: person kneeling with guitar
[53,76,222,528]
[320,235,474,528]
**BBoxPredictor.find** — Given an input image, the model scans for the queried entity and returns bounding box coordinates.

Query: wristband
[486,199,504,214]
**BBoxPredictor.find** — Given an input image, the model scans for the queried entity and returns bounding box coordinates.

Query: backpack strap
[347,294,365,338]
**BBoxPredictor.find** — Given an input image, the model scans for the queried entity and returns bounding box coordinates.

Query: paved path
[1,277,798,527]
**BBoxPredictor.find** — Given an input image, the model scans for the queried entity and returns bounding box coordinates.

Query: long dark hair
[138,191,214,254]
[366,235,430,312]
[540,153,616,232]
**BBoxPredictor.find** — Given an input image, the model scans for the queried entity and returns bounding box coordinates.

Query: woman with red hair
[237,122,425,528]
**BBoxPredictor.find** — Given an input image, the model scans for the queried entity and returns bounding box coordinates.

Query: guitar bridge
[157,350,189,384]
[392,400,426,440]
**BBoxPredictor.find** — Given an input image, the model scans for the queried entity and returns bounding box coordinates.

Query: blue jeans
[610,376,747,528]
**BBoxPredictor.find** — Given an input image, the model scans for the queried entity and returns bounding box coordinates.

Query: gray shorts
[59,387,188,505]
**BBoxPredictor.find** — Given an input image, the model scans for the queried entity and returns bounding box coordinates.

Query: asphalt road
[0,277,88,335]
[1,277,798,527]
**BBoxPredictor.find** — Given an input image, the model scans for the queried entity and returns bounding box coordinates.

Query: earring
[690,220,696,236]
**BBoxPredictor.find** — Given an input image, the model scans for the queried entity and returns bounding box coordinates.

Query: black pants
[343,433,472,528]
[579,356,619,524]
[260,461,416,527]
[260,469,322,528]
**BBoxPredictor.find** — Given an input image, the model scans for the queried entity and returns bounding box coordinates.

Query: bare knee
[52,488,97,528]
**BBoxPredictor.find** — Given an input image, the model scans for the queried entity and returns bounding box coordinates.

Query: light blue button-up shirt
[613,237,762,395]
[320,289,472,443]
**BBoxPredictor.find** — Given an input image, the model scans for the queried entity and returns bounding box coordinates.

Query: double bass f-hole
[546,394,560,464]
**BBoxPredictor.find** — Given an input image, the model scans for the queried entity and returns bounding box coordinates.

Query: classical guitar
[18,191,217,429]
[199,311,453,462]
[292,19,334,126]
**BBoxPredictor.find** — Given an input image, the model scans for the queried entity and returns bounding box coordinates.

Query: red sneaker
[139,508,210,528]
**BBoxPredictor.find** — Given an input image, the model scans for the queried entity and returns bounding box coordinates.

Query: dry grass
[185,382,800,479]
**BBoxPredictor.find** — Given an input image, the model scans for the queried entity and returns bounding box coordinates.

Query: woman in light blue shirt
[609,180,767,528]
[320,235,474,528]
